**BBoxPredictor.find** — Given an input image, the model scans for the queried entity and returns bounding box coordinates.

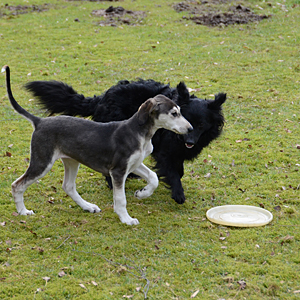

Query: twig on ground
[56,235,71,249]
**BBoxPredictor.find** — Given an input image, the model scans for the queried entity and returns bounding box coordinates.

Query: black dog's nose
[188,126,193,133]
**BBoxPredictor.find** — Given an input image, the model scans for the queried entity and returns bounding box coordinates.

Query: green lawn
[0,0,299,299]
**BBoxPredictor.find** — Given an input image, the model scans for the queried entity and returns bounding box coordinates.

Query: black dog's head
[175,82,226,149]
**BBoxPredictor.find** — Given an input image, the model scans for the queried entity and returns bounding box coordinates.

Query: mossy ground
[0,0,299,299]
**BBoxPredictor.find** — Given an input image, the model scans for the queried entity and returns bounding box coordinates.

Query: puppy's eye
[171,112,178,117]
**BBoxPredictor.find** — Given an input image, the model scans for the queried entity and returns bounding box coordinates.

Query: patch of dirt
[91,6,146,26]
[173,1,270,26]
[0,3,49,18]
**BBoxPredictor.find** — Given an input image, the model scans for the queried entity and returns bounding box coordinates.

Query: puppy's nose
[188,126,193,133]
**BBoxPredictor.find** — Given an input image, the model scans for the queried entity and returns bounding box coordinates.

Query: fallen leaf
[79,283,86,289]
[294,290,300,294]
[204,172,211,178]
[191,289,199,298]
[224,276,234,283]
[280,235,294,243]
[237,280,246,289]
[5,151,12,157]
[58,271,66,277]
[123,296,134,299]
[117,266,127,274]
[274,205,281,211]
[91,281,98,286]
[0,222,6,226]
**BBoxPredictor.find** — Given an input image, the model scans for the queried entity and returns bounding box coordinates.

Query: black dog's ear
[207,93,226,110]
[137,98,156,125]
[176,81,190,106]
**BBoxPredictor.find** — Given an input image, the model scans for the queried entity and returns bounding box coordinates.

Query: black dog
[25,79,226,204]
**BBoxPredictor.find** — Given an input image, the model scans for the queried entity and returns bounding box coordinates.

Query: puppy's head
[137,95,178,125]
[137,97,157,125]
[137,95,193,134]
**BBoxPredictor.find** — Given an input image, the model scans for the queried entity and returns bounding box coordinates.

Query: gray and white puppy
[2,66,193,225]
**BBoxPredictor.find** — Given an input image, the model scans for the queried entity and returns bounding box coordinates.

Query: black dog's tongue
[185,143,194,149]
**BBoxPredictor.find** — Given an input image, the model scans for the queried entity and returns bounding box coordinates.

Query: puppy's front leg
[133,163,159,199]
[62,158,101,213]
[110,171,139,225]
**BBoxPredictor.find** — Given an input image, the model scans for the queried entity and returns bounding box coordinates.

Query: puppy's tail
[2,65,40,127]
[24,80,99,117]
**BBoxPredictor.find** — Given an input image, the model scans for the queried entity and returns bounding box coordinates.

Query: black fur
[25,79,226,204]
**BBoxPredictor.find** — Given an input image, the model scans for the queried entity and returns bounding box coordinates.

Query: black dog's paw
[172,190,186,204]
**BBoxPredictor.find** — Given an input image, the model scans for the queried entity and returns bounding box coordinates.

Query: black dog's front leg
[106,176,113,189]
[156,158,186,204]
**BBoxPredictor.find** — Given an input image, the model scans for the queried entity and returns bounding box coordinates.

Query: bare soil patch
[174,1,270,26]
[92,5,146,26]
[0,3,49,18]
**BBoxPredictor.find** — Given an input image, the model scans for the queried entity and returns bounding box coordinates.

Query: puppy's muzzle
[174,123,193,135]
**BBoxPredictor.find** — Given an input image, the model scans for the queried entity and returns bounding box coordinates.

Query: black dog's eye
[171,112,179,117]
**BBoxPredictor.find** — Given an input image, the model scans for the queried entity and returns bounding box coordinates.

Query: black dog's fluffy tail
[2,65,40,127]
[24,80,99,117]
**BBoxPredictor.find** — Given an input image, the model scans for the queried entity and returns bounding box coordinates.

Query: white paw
[134,188,152,199]
[83,203,101,213]
[119,215,139,225]
[124,217,139,226]
[18,209,35,216]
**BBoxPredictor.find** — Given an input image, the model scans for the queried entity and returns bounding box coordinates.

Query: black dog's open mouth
[185,143,194,149]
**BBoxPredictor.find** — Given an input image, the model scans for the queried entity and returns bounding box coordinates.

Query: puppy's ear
[176,81,190,106]
[137,98,156,125]
[207,93,226,110]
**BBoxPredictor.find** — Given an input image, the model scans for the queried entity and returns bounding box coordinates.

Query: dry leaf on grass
[237,280,246,289]
[58,271,66,277]
[191,289,199,298]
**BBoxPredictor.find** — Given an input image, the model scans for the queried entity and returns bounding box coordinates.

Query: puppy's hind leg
[61,158,101,213]
[133,163,159,199]
[12,160,55,215]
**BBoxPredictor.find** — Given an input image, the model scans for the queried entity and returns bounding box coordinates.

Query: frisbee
[206,205,273,227]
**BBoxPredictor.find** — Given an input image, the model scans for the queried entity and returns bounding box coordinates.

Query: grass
[0,0,300,299]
